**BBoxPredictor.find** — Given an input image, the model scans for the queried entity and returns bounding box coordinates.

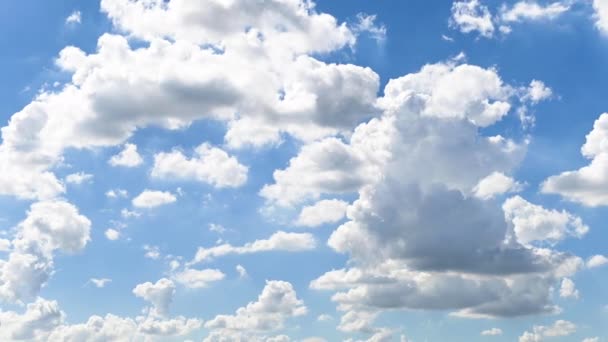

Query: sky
[0,0,608,341]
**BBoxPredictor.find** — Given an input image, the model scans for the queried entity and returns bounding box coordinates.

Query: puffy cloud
[90,278,112,288]
[593,0,608,34]
[143,245,160,259]
[518,320,577,342]
[236,264,248,278]
[204,280,306,338]
[542,113,608,206]
[264,61,524,207]
[582,338,600,342]
[151,143,248,188]
[525,80,553,104]
[172,268,225,288]
[450,0,495,37]
[105,188,128,198]
[586,254,608,268]
[260,137,380,206]
[0,298,65,340]
[191,231,316,264]
[47,314,138,341]
[136,315,202,337]
[298,58,583,324]
[0,0,379,201]
[473,172,522,199]
[559,277,579,299]
[499,1,570,23]
[132,278,176,316]
[65,10,82,25]
[105,228,120,241]
[108,143,143,167]
[65,172,94,185]
[65,11,82,25]
[317,314,333,322]
[503,196,588,246]
[352,13,387,43]
[132,190,176,208]
[295,199,349,227]
[481,328,503,336]
[0,201,91,303]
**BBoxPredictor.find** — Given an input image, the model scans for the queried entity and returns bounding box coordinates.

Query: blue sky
[1,0,608,341]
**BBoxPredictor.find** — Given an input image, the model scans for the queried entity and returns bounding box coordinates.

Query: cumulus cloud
[543,113,608,206]
[450,0,495,37]
[518,320,576,342]
[295,199,349,227]
[559,277,579,298]
[481,328,503,336]
[204,280,306,340]
[65,172,93,185]
[503,196,589,246]
[105,188,128,198]
[90,278,112,288]
[0,298,65,340]
[593,0,608,34]
[133,278,176,316]
[499,1,570,23]
[0,0,382,202]
[473,172,522,199]
[132,190,176,208]
[104,228,120,241]
[0,200,91,303]
[451,0,572,38]
[236,264,248,278]
[301,57,581,326]
[586,254,608,268]
[65,10,82,25]
[151,143,248,188]
[108,143,143,167]
[172,268,225,289]
[190,231,316,264]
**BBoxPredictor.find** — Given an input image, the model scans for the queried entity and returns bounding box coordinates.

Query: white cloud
[481,328,503,336]
[204,280,306,339]
[105,228,120,241]
[143,245,160,259]
[543,113,608,206]
[503,196,589,246]
[105,188,128,198]
[525,80,553,103]
[295,199,349,227]
[90,278,112,288]
[121,208,141,218]
[236,264,248,278]
[65,10,82,25]
[0,298,65,340]
[317,314,333,322]
[582,338,600,342]
[586,254,608,268]
[108,143,143,167]
[302,57,581,321]
[209,223,226,234]
[132,190,176,208]
[172,268,225,289]
[65,172,93,185]
[0,200,91,303]
[500,1,570,23]
[473,172,522,199]
[353,13,387,43]
[0,0,380,202]
[152,143,248,188]
[593,0,608,34]
[519,320,577,342]
[450,0,495,37]
[133,278,175,316]
[191,231,316,264]
[559,277,579,298]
